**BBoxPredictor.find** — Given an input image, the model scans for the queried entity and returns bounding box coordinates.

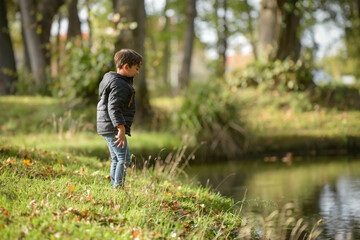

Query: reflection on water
[320,177,360,240]
[186,157,360,239]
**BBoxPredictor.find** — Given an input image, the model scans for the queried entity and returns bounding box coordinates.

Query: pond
[186,156,360,239]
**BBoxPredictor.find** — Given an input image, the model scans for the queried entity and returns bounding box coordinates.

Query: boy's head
[114,49,143,70]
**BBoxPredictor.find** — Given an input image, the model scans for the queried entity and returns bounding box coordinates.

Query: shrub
[52,41,113,104]
[228,58,314,91]
[309,83,360,110]
[175,81,246,158]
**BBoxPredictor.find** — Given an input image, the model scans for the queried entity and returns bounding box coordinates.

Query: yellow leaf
[70,185,75,192]
[22,159,33,166]
[58,159,64,165]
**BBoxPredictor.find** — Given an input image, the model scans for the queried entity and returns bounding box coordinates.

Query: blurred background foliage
[1,0,360,158]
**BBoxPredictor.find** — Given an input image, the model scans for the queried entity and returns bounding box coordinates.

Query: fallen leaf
[87,190,92,200]
[1,209,10,216]
[6,157,16,164]
[132,231,141,239]
[23,159,33,166]
[70,185,75,192]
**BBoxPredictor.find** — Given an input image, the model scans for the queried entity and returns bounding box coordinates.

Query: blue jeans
[103,134,131,188]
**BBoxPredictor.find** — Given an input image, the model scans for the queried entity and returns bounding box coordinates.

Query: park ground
[0,87,356,239]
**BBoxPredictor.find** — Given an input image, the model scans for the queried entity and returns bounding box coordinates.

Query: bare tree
[178,0,196,91]
[0,0,17,95]
[19,0,47,89]
[113,0,152,120]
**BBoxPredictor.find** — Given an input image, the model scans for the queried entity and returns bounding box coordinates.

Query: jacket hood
[99,72,134,96]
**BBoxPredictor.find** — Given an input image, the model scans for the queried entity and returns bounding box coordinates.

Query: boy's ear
[123,63,129,70]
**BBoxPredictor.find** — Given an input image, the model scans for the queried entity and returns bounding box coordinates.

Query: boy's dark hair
[114,49,143,69]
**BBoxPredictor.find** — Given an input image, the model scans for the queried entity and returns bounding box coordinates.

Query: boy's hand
[114,125,126,148]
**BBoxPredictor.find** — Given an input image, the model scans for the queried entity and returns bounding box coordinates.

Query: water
[186,156,360,239]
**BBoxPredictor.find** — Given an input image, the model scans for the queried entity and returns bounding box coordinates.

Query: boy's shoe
[112,185,125,191]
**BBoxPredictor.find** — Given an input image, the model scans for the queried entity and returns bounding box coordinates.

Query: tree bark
[67,0,82,41]
[275,0,301,61]
[85,0,92,47]
[37,0,65,65]
[215,0,228,78]
[244,0,257,60]
[162,0,171,85]
[178,0,196,91]
[257,0,278,59]
[19,0,48,90]
[114,0,152,120]
[0,0,17,95]
[258,0,301,61]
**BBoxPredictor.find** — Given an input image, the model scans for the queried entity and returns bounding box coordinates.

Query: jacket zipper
[128,93,134,107]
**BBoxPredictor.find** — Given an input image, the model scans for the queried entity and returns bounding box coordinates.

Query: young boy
[97,49,143,189]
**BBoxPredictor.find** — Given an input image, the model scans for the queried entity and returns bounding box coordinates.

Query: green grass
[2,92,359,159]
[0,95,327,239]
[234,88,360,156]
[0,96,182,159]
[0,144,246,239]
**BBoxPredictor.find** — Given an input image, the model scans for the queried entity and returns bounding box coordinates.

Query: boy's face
[124,64,141,77]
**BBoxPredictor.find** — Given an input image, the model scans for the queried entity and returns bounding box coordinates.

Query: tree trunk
[162,0,170,85]
[258,0,301,61]
[0,0,17,95]
[37,0,65,65]
[257,0,278,59]
[67,0,82,41]
[114,0,152,120]
[244,0,257,60]
[85,0,92,47]
[178,0,196,91]
[19,0,48,90]
[275,0,301,61]
[215,0,227,78]
[20,9,31,73]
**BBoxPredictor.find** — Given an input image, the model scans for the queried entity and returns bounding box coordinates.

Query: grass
[0,96,182,159]
[0,143,324,240]
[2,91,359,159]
[0,95,327,239]
[234,88,360,156]
[0,144,247,239]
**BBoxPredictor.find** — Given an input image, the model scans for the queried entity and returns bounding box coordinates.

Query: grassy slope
[2,92,359,159]
[0,144,245,239]
[0,96,182,159]
[0,95,329,239]
[0,96,246,239]
[236,88,360,156]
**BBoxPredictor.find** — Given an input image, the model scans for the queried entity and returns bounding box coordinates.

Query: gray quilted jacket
[96,72,135,136]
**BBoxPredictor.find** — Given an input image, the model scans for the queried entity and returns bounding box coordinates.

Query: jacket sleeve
[107,81,129,128]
